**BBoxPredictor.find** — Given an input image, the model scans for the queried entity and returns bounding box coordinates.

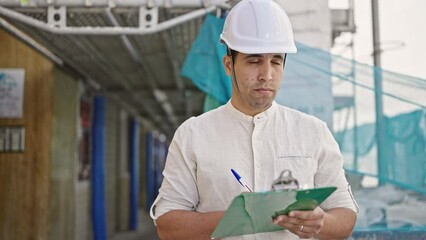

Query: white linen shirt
[151,101,358,240]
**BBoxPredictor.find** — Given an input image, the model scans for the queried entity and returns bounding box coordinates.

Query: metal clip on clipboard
[271,170,299,191]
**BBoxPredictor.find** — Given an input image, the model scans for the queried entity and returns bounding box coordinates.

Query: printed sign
[0,69,25,118]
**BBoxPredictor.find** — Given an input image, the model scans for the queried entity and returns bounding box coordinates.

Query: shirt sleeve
[315,121,359,213]
[150,119,200,223]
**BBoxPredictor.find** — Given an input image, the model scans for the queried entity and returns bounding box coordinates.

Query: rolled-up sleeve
[315,122,359,213]
[150,119,200,223]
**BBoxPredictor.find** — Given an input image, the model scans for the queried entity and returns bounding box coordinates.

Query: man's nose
[259,63,273,82]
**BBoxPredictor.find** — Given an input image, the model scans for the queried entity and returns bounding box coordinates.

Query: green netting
[203,94,223,112]
[335,110,426,192]
[328,47,426,195]
[181,14,231,105]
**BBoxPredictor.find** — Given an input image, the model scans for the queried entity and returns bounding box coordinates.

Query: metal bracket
[139,6,158,29]
[18,0,29,7]
[108,0,116,8]
[48,6,66,28]
[164,0,172,8]
[147,0,155,9]
[85,0,93,7]
[202,0,211,7]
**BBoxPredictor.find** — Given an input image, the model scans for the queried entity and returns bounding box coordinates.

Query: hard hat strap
[231,54,241,93]
[282,53,287,69]
[227,47,241,93]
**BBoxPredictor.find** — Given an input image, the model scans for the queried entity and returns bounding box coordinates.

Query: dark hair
[227,48,238,61]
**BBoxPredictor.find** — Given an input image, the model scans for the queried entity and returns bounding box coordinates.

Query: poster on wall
[78,82,93,181]
[0,69,25,118]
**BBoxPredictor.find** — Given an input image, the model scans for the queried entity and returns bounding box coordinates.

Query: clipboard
[211,170,337,239]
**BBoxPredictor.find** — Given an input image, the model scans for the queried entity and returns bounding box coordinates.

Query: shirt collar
[225,100,278,122]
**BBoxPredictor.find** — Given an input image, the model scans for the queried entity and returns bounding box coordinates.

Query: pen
[231,169,253,192]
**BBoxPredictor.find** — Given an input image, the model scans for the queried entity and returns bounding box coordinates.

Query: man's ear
[223,55,232,76]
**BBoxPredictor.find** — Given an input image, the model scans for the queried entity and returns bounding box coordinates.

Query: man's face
[223,52,285,116]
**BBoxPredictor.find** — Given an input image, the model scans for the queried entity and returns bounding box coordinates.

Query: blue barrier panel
[92,96,106,240]
[130,119,139,230]
[146,132,154,211]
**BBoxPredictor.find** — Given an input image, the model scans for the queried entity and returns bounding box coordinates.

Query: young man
[150,0,358,239]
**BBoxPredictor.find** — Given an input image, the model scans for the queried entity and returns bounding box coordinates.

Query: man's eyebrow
[244,54,263,59]
[244,54,284,60]
[272,55,284,60]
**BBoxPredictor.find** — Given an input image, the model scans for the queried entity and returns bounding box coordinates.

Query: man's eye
[272,61,282,65]
[249,60,260,64]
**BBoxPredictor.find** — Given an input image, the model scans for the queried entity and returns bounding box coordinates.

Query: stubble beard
[246,93,275,112]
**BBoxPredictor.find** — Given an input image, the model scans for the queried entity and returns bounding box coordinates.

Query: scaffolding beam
[0,0,228,7]
[0,5,221,35]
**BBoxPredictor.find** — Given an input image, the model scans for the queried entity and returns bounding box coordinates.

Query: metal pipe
[0,0,228,8]
[0,5,218,35]
[372,0,382,68]
[349,0,359,171]
[162,30,185,120]
[371,0,386,185]
[0,17,64,65]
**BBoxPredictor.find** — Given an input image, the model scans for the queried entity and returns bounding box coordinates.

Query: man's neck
[230,98,272,117]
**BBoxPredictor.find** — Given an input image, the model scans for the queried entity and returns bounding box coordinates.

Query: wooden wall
[0,29,54,240]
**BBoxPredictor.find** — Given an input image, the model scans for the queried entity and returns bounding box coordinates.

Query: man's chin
[251,100,273,110]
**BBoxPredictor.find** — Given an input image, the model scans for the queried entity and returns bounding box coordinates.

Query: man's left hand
[273,207,324,239]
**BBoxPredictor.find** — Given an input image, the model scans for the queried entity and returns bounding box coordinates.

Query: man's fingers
[273,211,323,239]
[274,221,316,239]
[273,214,300,226]
[289,208,318,219]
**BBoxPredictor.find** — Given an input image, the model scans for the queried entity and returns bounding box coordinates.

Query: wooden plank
[0,29,54,240]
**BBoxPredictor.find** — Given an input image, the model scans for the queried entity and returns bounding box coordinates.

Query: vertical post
[129,119,140,230]
[92,96,106,240]
[349,0,359,171]
[371,0,387,184]
[351,56,359,170]
[145,132,154,211]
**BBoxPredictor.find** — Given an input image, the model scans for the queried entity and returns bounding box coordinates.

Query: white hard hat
[220,0,297,54]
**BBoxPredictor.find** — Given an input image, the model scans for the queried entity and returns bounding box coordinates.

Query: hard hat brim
[220,37,298,54]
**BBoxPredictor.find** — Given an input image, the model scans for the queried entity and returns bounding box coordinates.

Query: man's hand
[273,207,324,239]
[273,207,356,239]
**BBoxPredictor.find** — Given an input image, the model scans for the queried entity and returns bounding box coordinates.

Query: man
[150,0,358,239]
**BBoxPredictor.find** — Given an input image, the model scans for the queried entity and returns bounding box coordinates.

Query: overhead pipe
[0,0,228,8]
[0,17,64,65]
[104,8,178,128]
[0,5,220,35]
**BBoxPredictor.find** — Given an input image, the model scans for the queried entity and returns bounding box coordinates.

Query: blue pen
[231,169,253,192]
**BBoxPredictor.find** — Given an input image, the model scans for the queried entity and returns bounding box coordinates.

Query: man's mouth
[254,88,274,93]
